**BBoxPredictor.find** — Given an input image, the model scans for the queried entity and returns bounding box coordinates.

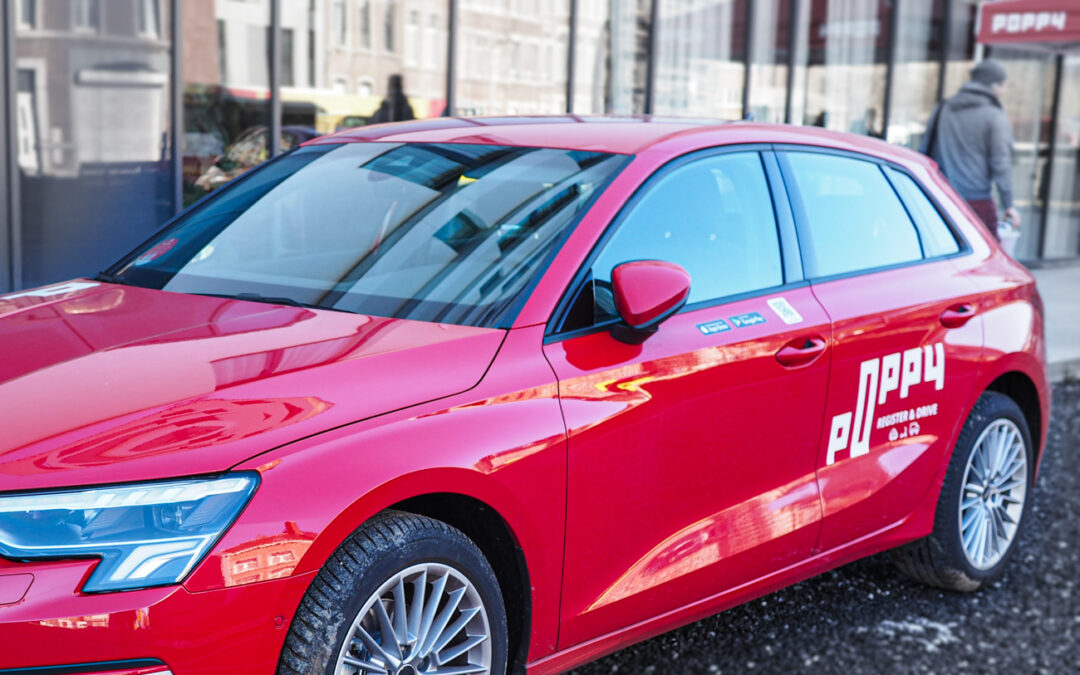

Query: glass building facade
[1,0,1077,292]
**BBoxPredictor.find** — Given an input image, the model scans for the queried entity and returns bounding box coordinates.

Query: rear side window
[785,152,923,278]
[586,151,784,323]
[885,167,961,257]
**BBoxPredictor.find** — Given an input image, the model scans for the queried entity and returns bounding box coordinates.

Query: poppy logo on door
[825,343,945,466]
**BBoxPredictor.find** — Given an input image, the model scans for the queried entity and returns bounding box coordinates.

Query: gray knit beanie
[971,58,1007,86]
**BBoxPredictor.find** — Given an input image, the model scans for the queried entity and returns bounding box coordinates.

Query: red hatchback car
[0,117,1048,675]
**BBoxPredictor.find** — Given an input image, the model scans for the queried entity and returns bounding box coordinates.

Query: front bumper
[0,558,314,674]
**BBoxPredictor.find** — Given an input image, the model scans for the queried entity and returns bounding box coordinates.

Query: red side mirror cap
[610,260,691,342]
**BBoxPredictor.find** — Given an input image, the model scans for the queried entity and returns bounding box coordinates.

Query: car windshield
[109,142,627,328]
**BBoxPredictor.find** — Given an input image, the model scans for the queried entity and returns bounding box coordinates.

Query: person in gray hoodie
[920,58,1019,239]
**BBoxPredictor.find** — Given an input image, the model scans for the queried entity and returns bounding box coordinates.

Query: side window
[785,152,923,278]
[885,167,961,257]
[572,151,784,328]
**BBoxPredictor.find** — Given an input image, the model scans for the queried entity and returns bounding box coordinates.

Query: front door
[545,149,831,648]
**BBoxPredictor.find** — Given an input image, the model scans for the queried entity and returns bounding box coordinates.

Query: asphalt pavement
[569,382,1080,674]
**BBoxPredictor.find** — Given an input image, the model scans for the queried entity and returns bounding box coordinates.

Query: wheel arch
[392,492,531,675]
[984,368,1046,463]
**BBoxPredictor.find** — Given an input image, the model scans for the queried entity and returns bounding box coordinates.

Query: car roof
[305,115,931,168]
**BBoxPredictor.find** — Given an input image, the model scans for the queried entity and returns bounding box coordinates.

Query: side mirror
[610,260,691,344]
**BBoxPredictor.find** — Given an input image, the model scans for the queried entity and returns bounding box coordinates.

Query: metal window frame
[269,0,282,157]
[1039,53,1064,259]
[566,0,576,113]
[880,0,901,137]
[3,0,19,291]
[446,0,456,116]
[644,0,659,114]
[170,0,182,216]
[741,0,755,119]
[783,0,801,124]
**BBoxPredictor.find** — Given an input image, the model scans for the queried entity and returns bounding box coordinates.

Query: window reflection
[16,0,174,288]
[573,0,651,114]
[799,0,890,137]
[1044,55,1080,259]
[748,0,796,123]
[456,0,568,115]
[183,0,272,205]
[655,0,746,120]
[886,0,945,149]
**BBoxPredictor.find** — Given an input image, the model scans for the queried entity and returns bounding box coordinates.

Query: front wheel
[892,391,1034,591]
[278,510,508,675]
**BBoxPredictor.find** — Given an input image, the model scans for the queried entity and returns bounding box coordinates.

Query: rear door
[777,149,985,552]
[545,148,831,647]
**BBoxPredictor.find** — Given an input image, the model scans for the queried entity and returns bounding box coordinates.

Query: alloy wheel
[958,418,1028,571]
[334,562,492,675]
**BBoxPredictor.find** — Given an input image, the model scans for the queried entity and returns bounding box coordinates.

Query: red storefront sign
[978,0,1080,50]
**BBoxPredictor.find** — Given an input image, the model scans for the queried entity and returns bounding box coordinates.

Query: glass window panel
[1044,55,1080,260]
[785,153,922,277]
[942,0,978,100]
[183,0,272,206]
[992,48,1056,260]
[655,0,746,119]
[886,168,960,257]
[748,0,794,123]
[886,0,945,149]
[456,0,568,115]
[16,0,174,288]
[591,152,783,319]
[573,0,651,114]
[799,0,890,137]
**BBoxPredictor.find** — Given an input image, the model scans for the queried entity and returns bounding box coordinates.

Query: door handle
[940,303,976,328]
[775,336,827,368]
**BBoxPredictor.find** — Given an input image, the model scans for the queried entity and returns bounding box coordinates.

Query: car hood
[0,281,506,491]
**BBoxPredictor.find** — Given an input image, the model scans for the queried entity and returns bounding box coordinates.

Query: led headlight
[0,473,258,592]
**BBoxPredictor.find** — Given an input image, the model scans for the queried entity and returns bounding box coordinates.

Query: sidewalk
[1031,265,1080,383]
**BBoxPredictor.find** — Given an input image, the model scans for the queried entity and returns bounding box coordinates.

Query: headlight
[0,473,258,592]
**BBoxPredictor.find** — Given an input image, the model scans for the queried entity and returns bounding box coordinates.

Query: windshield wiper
[191,291,356,313]
[191,291,312,308]
[95,272,129,285]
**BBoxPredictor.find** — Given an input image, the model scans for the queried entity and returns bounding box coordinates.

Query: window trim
[136,0,162,39]
[71,0,101,34]
[17,0,39,31]
[545,144,804,343]
[773,144,971,286]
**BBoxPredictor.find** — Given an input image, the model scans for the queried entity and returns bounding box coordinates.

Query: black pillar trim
[1039,53,1064,260]
[644,0,659,115]
[3,0,19,290]
[269,0,282,156]
[567,0,577,113]
[741,0,755,119]
[881,0,901,139]
[447,0,457,116]
[171,0,183,215]
[784,0,800,124]
[937,0,953,104]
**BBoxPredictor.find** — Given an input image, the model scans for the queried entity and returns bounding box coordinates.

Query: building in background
[1,0,1078,292]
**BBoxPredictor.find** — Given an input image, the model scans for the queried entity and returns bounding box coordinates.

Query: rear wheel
[892,391,1034,591]
[278,510,508,675]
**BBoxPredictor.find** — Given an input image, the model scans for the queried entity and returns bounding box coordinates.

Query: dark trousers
[966,198,1000,241]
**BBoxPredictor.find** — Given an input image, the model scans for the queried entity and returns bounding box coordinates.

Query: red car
[0,117,1048,675]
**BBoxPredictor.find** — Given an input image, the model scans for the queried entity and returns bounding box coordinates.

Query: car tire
[278,510,508,675]
[892,391,1034,592]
